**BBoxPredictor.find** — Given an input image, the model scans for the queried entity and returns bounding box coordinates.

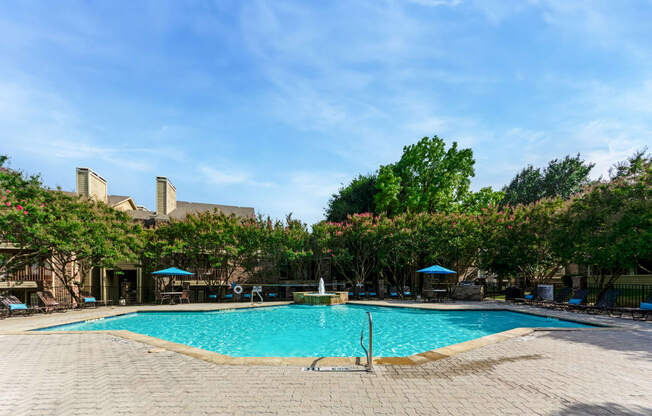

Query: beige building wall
[156,176,176,215]
[76,168,108,203]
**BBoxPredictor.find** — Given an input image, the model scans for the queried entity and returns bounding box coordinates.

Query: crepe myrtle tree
[553,153,651,298]
[480,199,565,289]
[322,213,379,293]
[375,214,417,299]
[39,192,140,304]
[0,156,52,271]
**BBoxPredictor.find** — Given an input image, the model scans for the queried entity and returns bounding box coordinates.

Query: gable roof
[168,201,255,220]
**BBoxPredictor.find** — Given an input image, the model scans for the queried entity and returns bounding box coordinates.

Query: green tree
[553,153,651,297]
[1,157,138,304]
[325,174,377,222]
[502,154,594,206]
[323,213,379,290]
[376,135,476,214]
[481,200,564,288]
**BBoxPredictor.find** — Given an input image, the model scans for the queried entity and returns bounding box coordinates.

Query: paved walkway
[0,302,650,415]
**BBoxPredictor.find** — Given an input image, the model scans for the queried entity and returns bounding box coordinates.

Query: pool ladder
[360,312,374,372]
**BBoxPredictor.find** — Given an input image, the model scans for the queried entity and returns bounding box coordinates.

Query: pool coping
[0,302,619,367]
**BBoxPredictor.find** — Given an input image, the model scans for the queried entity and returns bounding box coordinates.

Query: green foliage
[0,159,138,303]
[325,174,377,222]
[553,153,651,296]
[374,165,401,216]
[382,135,476,214]
[501,154,594,206]
[481,199,564,287]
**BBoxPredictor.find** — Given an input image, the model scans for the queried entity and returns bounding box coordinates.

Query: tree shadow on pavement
[549,402,652,416]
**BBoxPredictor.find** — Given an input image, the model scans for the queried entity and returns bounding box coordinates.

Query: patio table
[160,292,183,304]
[423,289,448,302]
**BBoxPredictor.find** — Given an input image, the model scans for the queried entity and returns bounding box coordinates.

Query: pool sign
[253,285,262,293]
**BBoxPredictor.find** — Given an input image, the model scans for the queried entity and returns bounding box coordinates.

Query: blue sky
[1,0,651,224]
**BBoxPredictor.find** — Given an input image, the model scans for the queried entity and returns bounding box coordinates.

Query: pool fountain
[293,278,349,305]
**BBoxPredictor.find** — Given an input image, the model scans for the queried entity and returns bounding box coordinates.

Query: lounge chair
[243,293,251,300]
[267,292,277,299]
[36,291,66,313]
[619,294,652,321]
[81,296,97,308]
[369,292,377,298]
[208,294,218,301]
[556,289,588,311]
[0,295,34,316]
[223,293,234,301]
[389,291,398,298]
[585,289,620,315]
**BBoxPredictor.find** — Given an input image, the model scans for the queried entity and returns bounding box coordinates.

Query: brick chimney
[76,168,107,203]
[156,176,176,215]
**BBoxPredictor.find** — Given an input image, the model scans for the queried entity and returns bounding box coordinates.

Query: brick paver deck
[0,302,650,415]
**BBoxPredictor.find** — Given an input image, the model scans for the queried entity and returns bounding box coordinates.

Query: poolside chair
[0,295,34,316]
[80,295,97,308]
[369,291,377,298]
[208,294,218,302]
[619,293,652,321]
[267,292,277,300]
[180,290,191,304]
[36,291,65,313]
[585,289,620,315]
[389,291,398,298]
[243,293,251,300]
[556,289,588,311]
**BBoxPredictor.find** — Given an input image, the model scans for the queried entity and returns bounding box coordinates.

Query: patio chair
[389,291,398,298]
[36,291,65,313]
[619,293,652,321]
[585,288,620,315]
[223,293,234,302]
[267,292,277,300]
[243,293,251,300]
[0,295,34,316]
[208,294,218,302]
[81,295,97,308]
[555,289,588,311]
[180,290,191,304]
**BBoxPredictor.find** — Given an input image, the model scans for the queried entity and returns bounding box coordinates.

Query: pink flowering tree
[322,213,379,291]
[1,156,139,304]
[480,200,564,288]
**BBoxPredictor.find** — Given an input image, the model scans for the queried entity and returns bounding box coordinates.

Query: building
[1,167,255,306]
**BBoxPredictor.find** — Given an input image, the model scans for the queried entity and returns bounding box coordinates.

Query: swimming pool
[41,305,591,357]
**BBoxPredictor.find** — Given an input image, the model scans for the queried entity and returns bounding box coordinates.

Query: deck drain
[302,367,364,372]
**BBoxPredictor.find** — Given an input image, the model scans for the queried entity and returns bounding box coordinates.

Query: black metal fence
[486,282,652,308]
[587,283,652,308]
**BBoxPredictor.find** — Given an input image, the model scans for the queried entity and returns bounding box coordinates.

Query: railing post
[367,311,373,372]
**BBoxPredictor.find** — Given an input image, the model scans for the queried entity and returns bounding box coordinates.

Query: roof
[107,195,131,205]
[168,201,255,220]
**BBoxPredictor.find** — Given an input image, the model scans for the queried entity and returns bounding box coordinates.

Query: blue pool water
[41,305,590,357]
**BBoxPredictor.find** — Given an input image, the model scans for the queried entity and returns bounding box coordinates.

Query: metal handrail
[360,312,373,372]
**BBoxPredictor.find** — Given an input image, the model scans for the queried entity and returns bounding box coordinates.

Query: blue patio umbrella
[151,267,194,276]
[417,265,456,274]
[152,267,194,292]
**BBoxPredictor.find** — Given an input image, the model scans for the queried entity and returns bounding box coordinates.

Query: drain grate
[302,367,363,372]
